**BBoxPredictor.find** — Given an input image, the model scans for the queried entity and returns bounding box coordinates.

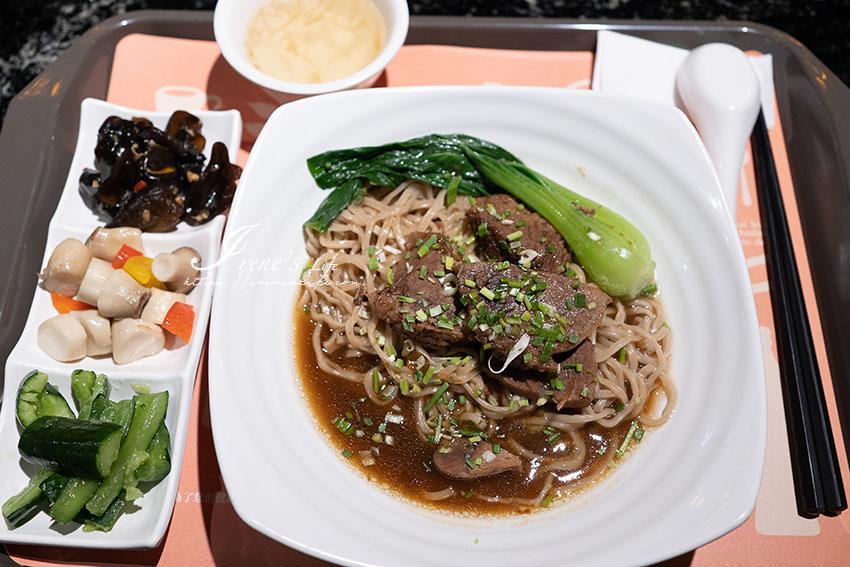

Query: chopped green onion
[368,257,379,271]
[480,287,496,300]
[618,347,627,364]
[616,420,640,458]
[574,293,587,307]
[446,175,460,205]
[423,382,451,413]
[372,368,380,392]
[398,295,415,303]
[334,417,355,435]
[341,449,353,458]
[423,366,435,384]
[515,220,527,227]
[464,279,477,288]
[415,309,428,322]
[641,283,658,296]
[386,266,393,285]
[506,230,523,241]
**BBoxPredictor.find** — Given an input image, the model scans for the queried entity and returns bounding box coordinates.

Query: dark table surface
[1,0,849,128]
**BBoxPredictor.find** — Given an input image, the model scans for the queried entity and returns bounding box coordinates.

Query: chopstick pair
[751,110,847,517]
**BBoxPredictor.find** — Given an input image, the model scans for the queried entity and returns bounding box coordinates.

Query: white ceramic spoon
[676,43,762,218]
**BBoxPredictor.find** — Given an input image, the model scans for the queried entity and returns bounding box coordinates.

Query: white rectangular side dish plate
[0,98,241,549]
[208,86,766,567]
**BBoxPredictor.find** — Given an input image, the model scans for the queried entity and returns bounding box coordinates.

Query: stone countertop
[1,0,848,125]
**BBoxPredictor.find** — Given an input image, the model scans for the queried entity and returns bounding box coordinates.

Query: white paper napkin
[592,30,776,130]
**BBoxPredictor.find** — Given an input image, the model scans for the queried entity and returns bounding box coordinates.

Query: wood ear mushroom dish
[79,111,241,232]
[296,134,676,513]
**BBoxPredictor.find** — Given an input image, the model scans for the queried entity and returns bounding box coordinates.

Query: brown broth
[294,305,634,515]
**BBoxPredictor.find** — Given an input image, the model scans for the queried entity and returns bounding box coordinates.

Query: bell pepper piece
[122,255,165,288]
[161,302,194,343]
[112,244,143,269]
[50,292,95,314]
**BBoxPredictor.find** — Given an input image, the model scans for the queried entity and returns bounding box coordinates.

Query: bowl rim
[213,0,410,95]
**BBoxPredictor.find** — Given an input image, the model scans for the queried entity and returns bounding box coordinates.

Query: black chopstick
[751,109,847,517]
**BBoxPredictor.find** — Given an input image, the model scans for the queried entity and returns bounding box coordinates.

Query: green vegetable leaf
[304,178,366,232]
[304,134,521,232]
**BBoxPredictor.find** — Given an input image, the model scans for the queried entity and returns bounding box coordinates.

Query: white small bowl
[214,0,409,96]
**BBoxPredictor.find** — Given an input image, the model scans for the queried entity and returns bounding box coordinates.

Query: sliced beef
[370,233,464,349]
[484,340,599,409]
[552,340,600,409]
[467,194,571,272]
[459,262,611,374]
[433,439,522,480]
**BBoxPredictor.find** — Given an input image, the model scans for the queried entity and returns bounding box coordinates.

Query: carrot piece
[122,255,166,288]
[161,302,194,343]
[112,244,143,269]
[51,292,95,314]
[133,180,147,192]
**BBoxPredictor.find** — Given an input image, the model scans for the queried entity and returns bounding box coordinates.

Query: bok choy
[463,149,655,299]
[304,134,655,299]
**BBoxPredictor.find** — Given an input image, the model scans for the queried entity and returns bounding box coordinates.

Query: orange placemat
[8,34,849,567]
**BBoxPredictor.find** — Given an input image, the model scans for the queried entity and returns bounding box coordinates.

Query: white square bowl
[208,86,766,567]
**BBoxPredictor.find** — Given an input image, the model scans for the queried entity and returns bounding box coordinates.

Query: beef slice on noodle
[484,340,599,409]
[433,439,522,480]
[467,194,571,272]
[370,233,465,349]
[459,263,611,374]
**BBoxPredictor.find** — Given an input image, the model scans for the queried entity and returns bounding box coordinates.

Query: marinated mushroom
[141,288,187,326]
[37,314,88,362]
[86,226,144,262]
[73,309,112,356]
[151,246,201,294]
[165,111,207,177]
[97,150,139,209]
[111,318,165,365]
[93,116,150,175]
[183,142,241,226]
[97,269,151,319]
[39,238,91,297]
[76,257,115,306]
[432,439,522,480]
[107,181,185,232]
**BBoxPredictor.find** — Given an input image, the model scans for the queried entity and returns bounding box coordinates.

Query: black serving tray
[1,13,849,565]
